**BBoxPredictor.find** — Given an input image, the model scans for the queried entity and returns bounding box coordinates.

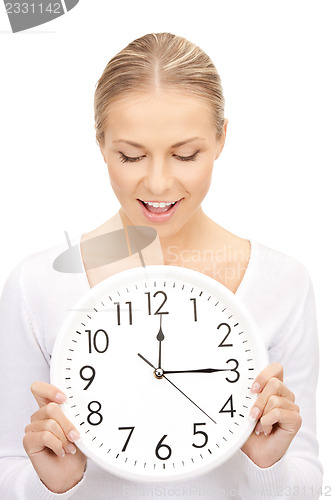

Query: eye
[118,152,145,163]
[174,150,200,162]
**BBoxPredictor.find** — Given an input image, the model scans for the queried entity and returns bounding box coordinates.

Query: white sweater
[0,233,323,499]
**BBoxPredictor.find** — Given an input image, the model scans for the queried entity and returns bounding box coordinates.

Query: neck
[157,207,215,265]
[118,206,219,265]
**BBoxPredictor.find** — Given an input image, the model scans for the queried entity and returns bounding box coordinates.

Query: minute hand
[163,368,233,374]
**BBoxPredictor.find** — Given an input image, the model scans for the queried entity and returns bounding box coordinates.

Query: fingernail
[264,425,272,436]
[68,430,80,442]
[60,448,65,457]
[251,382,260,393]
[249,407,261,422]
[255,422,263,435]
[66,443,77,455]
[55,392,67,403]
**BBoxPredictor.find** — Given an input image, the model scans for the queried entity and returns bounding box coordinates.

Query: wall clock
[50,265,268,482]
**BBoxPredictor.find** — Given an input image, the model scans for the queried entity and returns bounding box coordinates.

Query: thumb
[31,380,67,408]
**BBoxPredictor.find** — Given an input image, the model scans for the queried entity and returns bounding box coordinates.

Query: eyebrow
[112,137,205,148]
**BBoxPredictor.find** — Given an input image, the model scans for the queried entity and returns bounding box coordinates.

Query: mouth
[138,200,178,213]
[137,198,183,222]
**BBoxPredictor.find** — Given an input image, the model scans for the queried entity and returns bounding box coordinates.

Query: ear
[215,118,228,160]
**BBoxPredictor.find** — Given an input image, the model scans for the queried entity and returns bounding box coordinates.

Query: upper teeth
[144,201,176,208]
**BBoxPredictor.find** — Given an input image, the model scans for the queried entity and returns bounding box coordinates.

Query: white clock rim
[59,408,259,483]
[50,264,269,483]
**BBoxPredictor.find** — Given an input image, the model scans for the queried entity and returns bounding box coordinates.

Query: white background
[1,0,332,491]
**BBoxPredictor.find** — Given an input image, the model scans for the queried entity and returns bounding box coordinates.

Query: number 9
[80,365,96,390]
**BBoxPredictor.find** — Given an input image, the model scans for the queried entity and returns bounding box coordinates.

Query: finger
[30,402,81,443]
[254,420,263,435]
[31,381,67,408]
[257,396,299,435]
[260,408,302,436]
[25,419,77,455]
[263,395,299,416]
[250,362,283,394]
[23,430,66,458]
[249,377,295,422]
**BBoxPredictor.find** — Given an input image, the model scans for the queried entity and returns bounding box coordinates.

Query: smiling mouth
[138,199,180,214]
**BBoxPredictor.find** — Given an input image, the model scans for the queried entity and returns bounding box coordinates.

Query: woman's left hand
[241,362,302,468]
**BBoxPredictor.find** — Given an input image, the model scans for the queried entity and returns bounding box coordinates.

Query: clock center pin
[154,368,164,379]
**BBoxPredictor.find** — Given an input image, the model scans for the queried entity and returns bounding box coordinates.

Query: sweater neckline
[76,233,256,298]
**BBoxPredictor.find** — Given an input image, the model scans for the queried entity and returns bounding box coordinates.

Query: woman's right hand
[23,381,87,494]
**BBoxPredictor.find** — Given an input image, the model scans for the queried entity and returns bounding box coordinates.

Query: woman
[0,33,323,499]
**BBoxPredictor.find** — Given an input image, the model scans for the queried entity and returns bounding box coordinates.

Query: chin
[119,202,190,242]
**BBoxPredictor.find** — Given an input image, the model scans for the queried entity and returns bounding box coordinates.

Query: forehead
[103,90,216,145]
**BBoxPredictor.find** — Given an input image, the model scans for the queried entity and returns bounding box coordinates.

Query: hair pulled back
[94,32,225,147]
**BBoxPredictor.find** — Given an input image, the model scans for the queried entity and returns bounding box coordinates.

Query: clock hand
[163,368,233,374]
[156,315,164,369]
[137,353,155,370]
[162,374,217,424]
[137,353,217,424]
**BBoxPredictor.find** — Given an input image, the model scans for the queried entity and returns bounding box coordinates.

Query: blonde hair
[94,32,225,147]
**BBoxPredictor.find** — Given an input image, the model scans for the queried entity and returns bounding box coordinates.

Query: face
[100,90,227,241]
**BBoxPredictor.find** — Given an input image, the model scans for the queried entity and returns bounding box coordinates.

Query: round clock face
[51,265,268,483]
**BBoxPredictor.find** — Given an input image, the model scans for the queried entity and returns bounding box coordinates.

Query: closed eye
[119,152,145,163]
[119,150,200,163]
[174,150,200,162]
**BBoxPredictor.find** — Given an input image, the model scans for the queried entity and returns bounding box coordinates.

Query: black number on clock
[192,423,208,448]
[85,329,109,354]
[155,434,172,460]
[114,301,133,325]
[145,291,169,315]
[190,297,197,321]
[219,395,236,417]
[87,401,103,425]
[118,426,135,452]
[80,365,96,390]
[217,322,233,347]
[225,359,240,383]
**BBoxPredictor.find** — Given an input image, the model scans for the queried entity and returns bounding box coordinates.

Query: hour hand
[156,315,165,369]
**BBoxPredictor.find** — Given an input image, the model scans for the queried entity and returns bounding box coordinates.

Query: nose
[142,159,174,195]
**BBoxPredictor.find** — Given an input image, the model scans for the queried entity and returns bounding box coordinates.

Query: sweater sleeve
[239,269,323,499]
[0,262,87,499]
